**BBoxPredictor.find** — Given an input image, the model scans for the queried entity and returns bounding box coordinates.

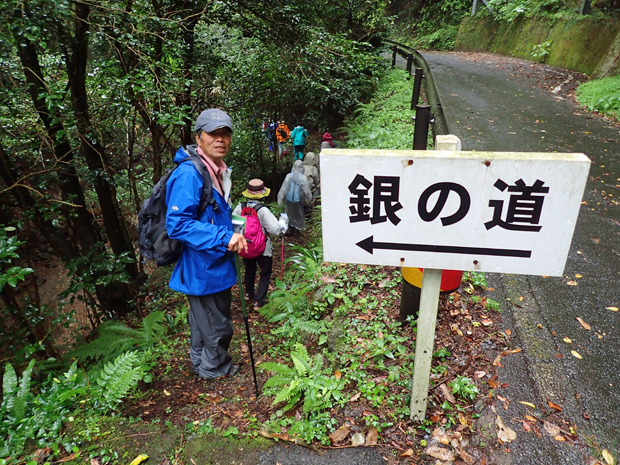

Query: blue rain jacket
[165,146,236,296]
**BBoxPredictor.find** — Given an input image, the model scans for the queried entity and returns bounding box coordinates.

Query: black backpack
[138,155,216,266]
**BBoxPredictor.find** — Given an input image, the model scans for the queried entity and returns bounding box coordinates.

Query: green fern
[92,350,145,410]
[260,344,345,414]
[1,359,35,423]
[67,311,166,366]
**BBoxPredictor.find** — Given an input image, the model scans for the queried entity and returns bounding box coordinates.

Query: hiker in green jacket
[290,124,308,161]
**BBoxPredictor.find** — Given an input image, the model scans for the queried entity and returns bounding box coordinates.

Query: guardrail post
[413,105,431,150]
[411,68,425,110]
[406,54,413,74]
[392,46,397,68]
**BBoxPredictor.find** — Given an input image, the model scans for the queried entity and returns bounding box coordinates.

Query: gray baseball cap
[195,109,233,134]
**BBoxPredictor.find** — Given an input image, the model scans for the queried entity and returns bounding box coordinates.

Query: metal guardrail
[383,39,450,138]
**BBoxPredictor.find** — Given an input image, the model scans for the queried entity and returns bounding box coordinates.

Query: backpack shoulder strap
[252,202,264,213]
[182,156,217,214]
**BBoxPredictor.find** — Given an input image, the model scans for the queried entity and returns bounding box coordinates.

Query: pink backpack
[239,203,266,259]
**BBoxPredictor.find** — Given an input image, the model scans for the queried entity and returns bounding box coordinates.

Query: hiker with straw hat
[232,179,286,310]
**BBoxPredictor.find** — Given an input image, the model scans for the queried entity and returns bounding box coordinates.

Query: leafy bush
[531,40,553,62]
[0,226,33,293]
[448,375,479,401]
[576,75,620,122]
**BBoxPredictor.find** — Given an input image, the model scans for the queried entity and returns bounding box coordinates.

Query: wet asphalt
[423,51,620,464]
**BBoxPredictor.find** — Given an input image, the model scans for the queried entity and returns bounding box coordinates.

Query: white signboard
[321,149,590,276]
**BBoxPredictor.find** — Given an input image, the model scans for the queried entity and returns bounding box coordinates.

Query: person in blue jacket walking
[166,108,247,379]
[289,124,308,161]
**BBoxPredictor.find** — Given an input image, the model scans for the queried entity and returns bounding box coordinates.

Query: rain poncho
[302,152,320,196]
[277,160,312,230]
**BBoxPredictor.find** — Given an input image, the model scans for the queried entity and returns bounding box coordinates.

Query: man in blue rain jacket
[166,108,247,379]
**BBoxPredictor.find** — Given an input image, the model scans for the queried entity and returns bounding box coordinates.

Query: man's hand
[227,232,248,254]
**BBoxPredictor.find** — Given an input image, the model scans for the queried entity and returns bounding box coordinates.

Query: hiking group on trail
[139,109,327,380]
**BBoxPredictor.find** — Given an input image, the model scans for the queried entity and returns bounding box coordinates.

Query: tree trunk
[10,13,103,256]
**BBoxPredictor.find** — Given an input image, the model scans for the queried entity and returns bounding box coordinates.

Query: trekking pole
[234,253,260,397]
[280,235,285,280]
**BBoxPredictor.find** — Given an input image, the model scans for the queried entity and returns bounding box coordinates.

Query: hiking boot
[244,293,252,302]
[227,364,241,378]
[253,302,265,311]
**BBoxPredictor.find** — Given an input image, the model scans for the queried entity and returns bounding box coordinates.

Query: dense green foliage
[343,68,417,149]
[389,0,471,50]
[0,0,389,361]
[576,75,620,121]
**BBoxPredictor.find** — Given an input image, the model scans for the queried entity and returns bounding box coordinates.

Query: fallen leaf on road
[493,354,502,367]
[425,444,455,461]
[351,432,365,446]
[488,376,500,389]
[451,323,463,336]
[163,389,171,396]
[329,426,351,444]
[496,415,517,443]
[563,337,572,343]
[602,449,616,465]
[432,427,452,445]
[567,280,578,286]
[547,399,563,411]
[366,427,378,445]
[128,455,149,465]
[518,401,536,409]
[554,435,566,441]
[475,370,487,378]
[576,317,591,330]
[575,274,583,278]
[606,306,619,312]
[440,383,456,404]
[399,449,414,457]
[571,350,583,359]
[349,392,361,402]
[543,421,560,436]
[525,415,538,422]
[451,438,476,464]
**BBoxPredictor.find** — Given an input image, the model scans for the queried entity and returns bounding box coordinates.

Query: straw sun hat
[242,179,270,199]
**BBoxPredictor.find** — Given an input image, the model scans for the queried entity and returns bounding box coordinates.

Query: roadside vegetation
[575,75,620,121]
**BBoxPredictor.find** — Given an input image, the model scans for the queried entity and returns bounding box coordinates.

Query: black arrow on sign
[356,236,531,258]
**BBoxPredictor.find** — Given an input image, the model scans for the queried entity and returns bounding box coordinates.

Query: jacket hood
[303,152,318,167]
[291,159,304,175]
[174,145,199,163]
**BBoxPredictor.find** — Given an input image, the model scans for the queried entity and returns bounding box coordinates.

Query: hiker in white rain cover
[277,160,312,236]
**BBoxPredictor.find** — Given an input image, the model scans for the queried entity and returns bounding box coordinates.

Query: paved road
[423,51,620,464]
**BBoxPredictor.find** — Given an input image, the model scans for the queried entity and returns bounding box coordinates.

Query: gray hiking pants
[187,289,233,378]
